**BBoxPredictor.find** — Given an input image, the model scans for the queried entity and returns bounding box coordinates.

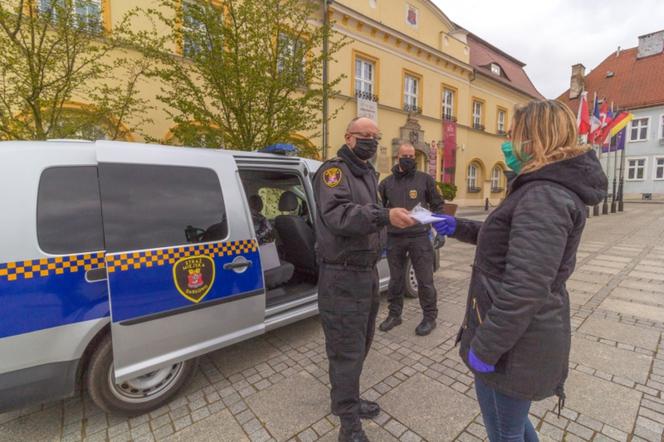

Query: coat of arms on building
[406,4,418,27]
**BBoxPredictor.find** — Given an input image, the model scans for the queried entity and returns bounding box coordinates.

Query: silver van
[0,140,438,415]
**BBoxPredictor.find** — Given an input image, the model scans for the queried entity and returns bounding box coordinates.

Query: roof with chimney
[464,31,544,100]
[558,30,664,112]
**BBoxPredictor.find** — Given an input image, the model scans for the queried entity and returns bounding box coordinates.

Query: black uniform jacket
[313,145,390,268]
[379,165,444,236]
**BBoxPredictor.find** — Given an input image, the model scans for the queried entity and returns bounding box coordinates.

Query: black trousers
[318,264,379,427]
[386,233,438,320]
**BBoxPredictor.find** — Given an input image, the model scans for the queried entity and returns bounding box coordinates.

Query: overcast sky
[432,0,664,99]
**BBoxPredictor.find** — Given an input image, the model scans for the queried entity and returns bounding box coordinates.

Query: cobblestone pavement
[2,204,664,442]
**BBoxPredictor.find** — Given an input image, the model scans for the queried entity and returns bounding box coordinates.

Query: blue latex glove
[469,348,495,373]
[432,214,457,236]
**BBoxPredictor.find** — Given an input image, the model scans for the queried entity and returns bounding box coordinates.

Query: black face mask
[399,157,416,172]
[353,138,378,161]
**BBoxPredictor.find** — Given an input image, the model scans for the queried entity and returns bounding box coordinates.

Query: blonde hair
[511,100,589,174]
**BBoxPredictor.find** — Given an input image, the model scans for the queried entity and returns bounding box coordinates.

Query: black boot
[415,319,436,336]
[379,315,402,332]
[358,399,380,419]
[338,426,369,442]
[338,418,369,442]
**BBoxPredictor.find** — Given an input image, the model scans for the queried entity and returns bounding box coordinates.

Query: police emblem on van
[173,256,215,303]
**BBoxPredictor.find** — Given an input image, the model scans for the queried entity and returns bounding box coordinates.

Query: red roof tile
[466,33,545,100]
[558,47,664,113]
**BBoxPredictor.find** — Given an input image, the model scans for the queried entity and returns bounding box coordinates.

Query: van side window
[99,164,227,253]
[37,166,105,254]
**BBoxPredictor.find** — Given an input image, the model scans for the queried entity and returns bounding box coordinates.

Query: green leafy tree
[135,0,345,157]
[0,0,154,141]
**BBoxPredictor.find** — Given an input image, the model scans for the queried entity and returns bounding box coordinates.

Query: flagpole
[601,99,612,214]
[611,112,619,213]
[592,93,600,216]
[618,146,625,212]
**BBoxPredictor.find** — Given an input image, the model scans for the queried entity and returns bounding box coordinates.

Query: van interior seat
[274,191,317,276]
[249,194,293,288]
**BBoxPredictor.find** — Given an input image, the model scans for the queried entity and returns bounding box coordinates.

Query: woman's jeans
[475,376,539,442]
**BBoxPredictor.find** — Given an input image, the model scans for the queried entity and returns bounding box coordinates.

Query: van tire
[405,259,418,299]
[86,335,198,416]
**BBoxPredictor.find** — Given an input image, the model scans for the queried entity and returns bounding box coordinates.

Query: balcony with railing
[472,122,485,131]
[403,103,422,114]
[355,89,379,102]
[443,114,457,122]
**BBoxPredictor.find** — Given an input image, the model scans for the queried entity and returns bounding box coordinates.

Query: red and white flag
[576,91,591,136]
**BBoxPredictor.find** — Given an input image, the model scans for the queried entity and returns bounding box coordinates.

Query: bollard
[484,198,489,212]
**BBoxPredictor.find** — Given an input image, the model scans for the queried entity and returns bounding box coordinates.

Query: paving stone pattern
[1,204,664,441]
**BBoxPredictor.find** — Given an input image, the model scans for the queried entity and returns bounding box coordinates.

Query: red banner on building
[442,121,457,184]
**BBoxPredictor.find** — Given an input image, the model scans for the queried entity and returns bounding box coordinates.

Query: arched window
[491,165,504,192]
[467,163,479,192]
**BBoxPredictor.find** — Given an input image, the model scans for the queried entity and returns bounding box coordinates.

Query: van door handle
[223,256,253,274]
[85,267,107,283]
[223,261,252,270]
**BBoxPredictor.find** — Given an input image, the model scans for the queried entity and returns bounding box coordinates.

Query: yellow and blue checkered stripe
[106,240,257,273]
[0,252,105,282]
[0,240,257,282]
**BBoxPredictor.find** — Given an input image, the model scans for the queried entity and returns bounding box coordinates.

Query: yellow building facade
[322,0,544,206]
[34,0,543,207]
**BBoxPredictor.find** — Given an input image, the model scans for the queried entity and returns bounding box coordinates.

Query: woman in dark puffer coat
[433,100,607,441]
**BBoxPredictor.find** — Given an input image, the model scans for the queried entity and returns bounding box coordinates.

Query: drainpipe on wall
[321,0,331,160]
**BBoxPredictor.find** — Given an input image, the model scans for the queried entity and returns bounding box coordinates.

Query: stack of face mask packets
[409,203,440,225]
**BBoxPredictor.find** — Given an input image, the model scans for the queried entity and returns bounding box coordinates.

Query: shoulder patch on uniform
[323,167,342,188]
[409,189,418,199]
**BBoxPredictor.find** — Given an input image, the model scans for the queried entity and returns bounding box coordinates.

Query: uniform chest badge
[173,256,215,303]
[409,189,418,199]
[323,167,342,188]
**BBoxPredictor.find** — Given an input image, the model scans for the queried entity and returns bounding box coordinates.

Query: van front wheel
[86,335,198,416]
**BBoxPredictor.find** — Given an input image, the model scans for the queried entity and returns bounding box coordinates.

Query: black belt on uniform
[319,259,376,271]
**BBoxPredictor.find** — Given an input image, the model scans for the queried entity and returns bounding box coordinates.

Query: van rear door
[96,141,265,382]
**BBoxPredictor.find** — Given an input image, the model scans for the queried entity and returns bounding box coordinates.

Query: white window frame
[277,32,305,83]
[659,114,664,140]
[654,157,664,181]
[404,75,419,109]
[442,88,455,120]
[497,109,506,133]
[490,63,501,76]
[472,101,483,128]
[626,157,648,181]
[490,166,502,190]
[629,117,650,142]
[39,0,102,31]
[355,57,375,96]
[467,164,478,189]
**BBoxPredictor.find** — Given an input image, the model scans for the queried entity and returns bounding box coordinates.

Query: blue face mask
[501,141,529,174]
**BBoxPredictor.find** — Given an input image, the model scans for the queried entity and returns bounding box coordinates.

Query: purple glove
[432,214,457,236]
[469,348,495,373]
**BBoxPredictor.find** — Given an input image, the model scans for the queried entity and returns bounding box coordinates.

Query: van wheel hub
[108,363,184,403]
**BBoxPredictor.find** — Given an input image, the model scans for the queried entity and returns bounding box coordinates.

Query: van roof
[0,139,320,166]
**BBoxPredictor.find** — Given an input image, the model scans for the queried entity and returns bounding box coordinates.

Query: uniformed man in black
[314,117,414,442]
[378,142,445,336]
